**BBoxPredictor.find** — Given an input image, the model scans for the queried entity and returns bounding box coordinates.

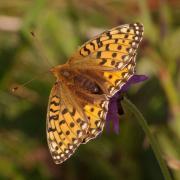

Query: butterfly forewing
[68,23,143,71]
[102,54,137,96]
[47,83,89,164]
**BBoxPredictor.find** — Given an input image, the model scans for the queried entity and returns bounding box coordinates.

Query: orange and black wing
[46,82,89,164]
[68,22,143,71]
[68,23,143,97]
[66,23,144,142]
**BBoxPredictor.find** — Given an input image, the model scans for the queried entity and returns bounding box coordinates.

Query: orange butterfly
[46,22,144,164]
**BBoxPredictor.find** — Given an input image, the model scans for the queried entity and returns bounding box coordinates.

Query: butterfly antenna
[11,32,55,94]
[30,31,53,68]
[11,70,50,93]
[11,31,53,92]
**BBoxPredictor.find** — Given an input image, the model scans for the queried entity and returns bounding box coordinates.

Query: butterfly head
[50,64,70,79]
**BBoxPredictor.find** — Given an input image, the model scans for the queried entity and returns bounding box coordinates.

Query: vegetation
[0,0,179,179]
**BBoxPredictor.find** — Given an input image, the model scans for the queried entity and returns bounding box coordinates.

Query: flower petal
[121,75,148,92]
[106,74,148,133]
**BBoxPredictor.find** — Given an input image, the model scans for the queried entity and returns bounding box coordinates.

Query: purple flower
[106,75,148,134]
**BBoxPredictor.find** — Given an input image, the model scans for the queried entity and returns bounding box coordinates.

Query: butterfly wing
[66,23,143,142]
[46,82,89,164]
[82,97,109,143]
[68,22,143,72]
[79,54,136,144]
[71,89,109,144]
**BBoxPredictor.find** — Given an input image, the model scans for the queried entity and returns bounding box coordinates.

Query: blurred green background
[0,0,180,179]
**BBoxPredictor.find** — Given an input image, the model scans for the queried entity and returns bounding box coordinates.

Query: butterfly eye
[91,84,102,94]
[61,70,71,77]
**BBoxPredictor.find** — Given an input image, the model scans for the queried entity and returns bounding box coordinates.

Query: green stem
[121,97,172,180]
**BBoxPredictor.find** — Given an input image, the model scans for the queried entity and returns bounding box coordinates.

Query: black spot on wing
[50,108,59,113]
[62,108,68,115]
[49,115,59,121]
[50,101,60,106]
[90,42,95,50]
[48,127,56,132]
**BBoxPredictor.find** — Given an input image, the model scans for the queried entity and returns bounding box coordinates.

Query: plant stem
[122,97,172,180]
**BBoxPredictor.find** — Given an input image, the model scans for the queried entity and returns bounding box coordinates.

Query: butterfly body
[51,65,104,96]
[47,23,144,164]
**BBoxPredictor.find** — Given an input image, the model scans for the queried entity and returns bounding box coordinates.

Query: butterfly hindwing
[71,87,109,143]
[82,97,109,143]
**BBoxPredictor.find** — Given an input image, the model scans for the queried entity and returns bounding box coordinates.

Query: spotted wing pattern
[72,89,110,144]
[47,83,89,164]
[68,22,143,98]
[82,97,109,143]
[68,22,143,72]
[101,53,137,96]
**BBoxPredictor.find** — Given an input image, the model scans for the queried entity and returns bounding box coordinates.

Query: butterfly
[46,22,144,164]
